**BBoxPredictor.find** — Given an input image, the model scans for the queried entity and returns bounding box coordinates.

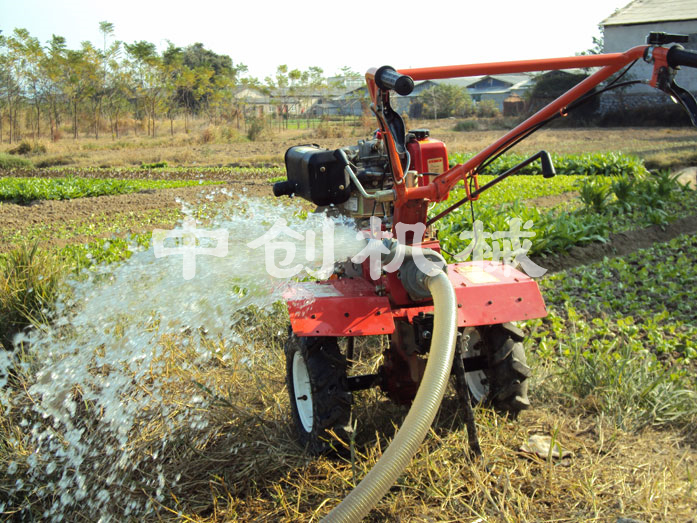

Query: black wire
[476,120,546,174]
[469,176,477,250]
[427,72,644,228]
[605,59,638,88]
[474,60,640,176]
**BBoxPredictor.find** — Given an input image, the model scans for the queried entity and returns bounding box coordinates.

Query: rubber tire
[285,333,353,455]
[458,324,531,415]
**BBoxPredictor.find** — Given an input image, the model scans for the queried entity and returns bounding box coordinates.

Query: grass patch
[0,243,66,349]
[0,176,222,203]
[0,153,34,170]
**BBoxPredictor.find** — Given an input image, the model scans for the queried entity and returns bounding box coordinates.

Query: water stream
[0,193,365,520]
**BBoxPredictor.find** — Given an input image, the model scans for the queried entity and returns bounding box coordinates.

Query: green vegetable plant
[0,176,222,203]
[577,177,611,213]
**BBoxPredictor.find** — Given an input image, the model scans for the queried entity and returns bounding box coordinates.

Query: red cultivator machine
[273,33,697,521]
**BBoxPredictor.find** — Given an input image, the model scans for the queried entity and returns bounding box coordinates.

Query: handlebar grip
[374,65,414,96]
[667,47,697,68]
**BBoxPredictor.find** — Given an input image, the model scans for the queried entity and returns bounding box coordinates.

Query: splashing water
[0,194,365,521]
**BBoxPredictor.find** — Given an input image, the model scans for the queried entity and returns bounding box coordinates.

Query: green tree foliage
[0,26,333,142]
[528,71,599,120]
[476,99,500,118]
[422,83,475,118]
[163,42,245,114]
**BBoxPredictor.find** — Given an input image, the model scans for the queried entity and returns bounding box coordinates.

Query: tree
[78,42,103,139]
[102,40,129,139]
[163,42,241,113]
[422,83,474,118]
[13,30,47,141]
[578,25,604,56]
[0,30,28,143]
[124,40,160,136]
[95,21,115,138]
[41,35,67,140]
[527,71,599,120]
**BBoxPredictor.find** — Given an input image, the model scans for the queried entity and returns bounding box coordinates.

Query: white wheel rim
[463,330,489,402]
[292,351,313,432]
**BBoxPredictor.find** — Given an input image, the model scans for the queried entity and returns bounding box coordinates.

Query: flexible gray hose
[323,270,458,522]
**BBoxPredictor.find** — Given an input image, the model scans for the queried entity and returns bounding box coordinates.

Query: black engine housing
[275,145,351,206]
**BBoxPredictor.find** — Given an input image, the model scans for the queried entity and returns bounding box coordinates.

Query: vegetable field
[1,127,696,522]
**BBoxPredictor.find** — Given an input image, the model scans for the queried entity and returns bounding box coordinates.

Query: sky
[1,0,631,81]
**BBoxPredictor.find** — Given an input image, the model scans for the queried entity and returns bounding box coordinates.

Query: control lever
[656,67,697,127]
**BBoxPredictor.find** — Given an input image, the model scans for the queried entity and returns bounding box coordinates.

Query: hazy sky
[2,0,631,80]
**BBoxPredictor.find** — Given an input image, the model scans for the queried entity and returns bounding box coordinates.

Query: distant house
[464,75,533,111]
[263,71,537,120]
[326,80,441,117]
[232,86,273,117]
[326,86,369,116]
[601,0,697,110]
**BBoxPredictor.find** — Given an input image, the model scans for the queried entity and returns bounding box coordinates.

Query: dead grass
[3,306,695,521]
[0,243,66,349]
[3,120,695,170]
[2,120,697,521]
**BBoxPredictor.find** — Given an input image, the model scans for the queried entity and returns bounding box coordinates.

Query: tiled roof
[602,0,697,26]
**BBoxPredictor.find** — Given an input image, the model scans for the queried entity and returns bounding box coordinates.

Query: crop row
[434,171,696,259]
[447,173,585,206]
[450,151,648,177]
[526,233,697,430]
[0,165,285,181]
[0,177,222,203]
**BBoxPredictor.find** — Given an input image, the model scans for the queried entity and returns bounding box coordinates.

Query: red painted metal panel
[284,278,395,336]
[449,262,547,325]
[390,262,546,326]
[285,262,546,336]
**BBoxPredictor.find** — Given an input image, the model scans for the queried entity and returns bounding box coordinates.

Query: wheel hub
[292,351,314,432]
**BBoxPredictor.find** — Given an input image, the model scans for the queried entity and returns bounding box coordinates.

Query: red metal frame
[286,44,679,337]
[366,46,650,206]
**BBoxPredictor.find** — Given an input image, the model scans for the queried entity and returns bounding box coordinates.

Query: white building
[601,0,697,110]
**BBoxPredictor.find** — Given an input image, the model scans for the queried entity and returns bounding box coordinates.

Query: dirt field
[2,125,697,522]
